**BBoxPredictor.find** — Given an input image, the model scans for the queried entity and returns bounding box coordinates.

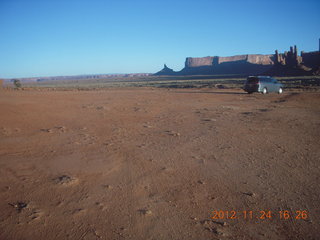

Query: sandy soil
[0,88,319,240]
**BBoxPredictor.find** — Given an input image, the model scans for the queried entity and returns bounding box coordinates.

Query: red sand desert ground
[0,88,319,240]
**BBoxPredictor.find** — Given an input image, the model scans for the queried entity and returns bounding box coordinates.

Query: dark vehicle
[243,76,283,94]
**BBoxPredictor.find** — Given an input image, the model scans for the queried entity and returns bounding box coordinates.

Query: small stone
[166,130,180,136]
[242,192,255,197]
[56,126,66,132]
[198,180,205,184]
[140,209,152,216]
[145,210,152,215]
[41,128,53,133]
[54,175,78,185]
[202,118,216,122]
[212,220,228,226]
[9,202,28,212]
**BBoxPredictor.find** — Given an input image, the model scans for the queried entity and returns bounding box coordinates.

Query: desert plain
[0,87,319,240]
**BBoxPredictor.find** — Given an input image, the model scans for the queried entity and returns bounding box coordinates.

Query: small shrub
[13,79,22,88]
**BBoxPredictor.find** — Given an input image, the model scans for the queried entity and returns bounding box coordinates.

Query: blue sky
[0,0,319,78]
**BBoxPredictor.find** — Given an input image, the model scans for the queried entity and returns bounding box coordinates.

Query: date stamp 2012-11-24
[211,210,308,220]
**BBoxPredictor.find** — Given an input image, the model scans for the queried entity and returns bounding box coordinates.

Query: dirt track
[0,88,319,240]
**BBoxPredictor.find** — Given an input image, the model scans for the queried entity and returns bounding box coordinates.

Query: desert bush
[13,79,22,88]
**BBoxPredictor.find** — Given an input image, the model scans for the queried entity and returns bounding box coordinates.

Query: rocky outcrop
[301,51,320,70]
[179,54,275,75]
[155,45,320,76]
[154,64,176,75]
[185,54,274,68]
[266,46,320,76]
[185,57,214,67]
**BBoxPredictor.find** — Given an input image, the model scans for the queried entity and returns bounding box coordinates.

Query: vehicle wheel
[278,87,283,94]
[262,88,268,94]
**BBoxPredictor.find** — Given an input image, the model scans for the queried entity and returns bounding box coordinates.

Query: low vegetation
[7,75,320,90]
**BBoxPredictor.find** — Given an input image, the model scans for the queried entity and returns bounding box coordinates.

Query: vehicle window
[247,77,258,83]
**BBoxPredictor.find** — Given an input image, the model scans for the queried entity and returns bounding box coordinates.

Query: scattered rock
[96,106,105,110]
[40,128,54,133]
[139,209,152,216]
[9,202,28,212]
[212,220,228,226]
[56,126,67,132]
[202,219,228,236]
[166,130,180,136]
[241,112,254,115]
[202,118,216,122]
[198,180,205,184]
[205,227,219,234]
[242,192,255,197]
[30,208,43,220]
[201,220,211,225]
[54,175,78,185]
[103,184,113,189]
[40,126,66,133]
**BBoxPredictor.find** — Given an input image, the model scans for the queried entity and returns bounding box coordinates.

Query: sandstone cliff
[155,45,320,76]
[185,54,274,68]
[179,54,275,75]
[185,57,214,67]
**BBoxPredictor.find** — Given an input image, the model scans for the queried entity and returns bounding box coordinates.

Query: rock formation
[185,54,274,67]
[275,45,302,66]
[266,46,320,76]
[179,54,275,75]
[154,64,176,75]
[155,44,320,76]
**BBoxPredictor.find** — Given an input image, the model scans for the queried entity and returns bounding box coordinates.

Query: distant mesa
[4,73,152,83]
[266,46,320,76]
[154,44,320,76]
